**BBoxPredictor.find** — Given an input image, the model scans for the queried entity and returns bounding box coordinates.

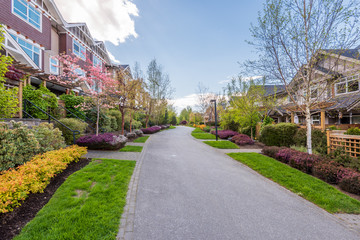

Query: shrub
[0,145,87,213]
[56,118,88,145]
[0,121,40,171]
[328,125,340,130]
[59,94,85,120]
[339,170,360,195]
[260,123,298,147]
[262,146,284,159]
[141,126,161,134]
[135,130,143,137]
[275,148,299,164]
[76,133,127,150]
[239,126,256,137]
[107,110,122,131]
[328,147,360,171]
[293,128,327,154]
[180,120,187,125]
[33,123,66,153]
[345,127,360,136]
[203,126,211,132]
[231,134,255,146]
[288,151,322,174]
[23,85,58,119]
[211,130,239,139]
[126,132,137,139]
[129,120,143,130]
[313,161,343,184]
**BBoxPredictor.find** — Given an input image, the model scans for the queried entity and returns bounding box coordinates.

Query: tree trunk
[96,98,100,136]
[129,111,133,132]
[305,105,312,154]
[119,107,125,135]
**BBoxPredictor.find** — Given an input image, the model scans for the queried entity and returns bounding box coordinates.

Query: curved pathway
[128,126,359,239]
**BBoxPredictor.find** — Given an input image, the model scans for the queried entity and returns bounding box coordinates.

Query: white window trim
[73,39,86,60]
[10,32,42,68]
[311,115,321,125]
[49,57,59,75]
[335,75,360,96]
[11,0,42,32]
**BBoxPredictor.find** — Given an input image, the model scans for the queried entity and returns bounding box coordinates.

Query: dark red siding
[0,0,51,49]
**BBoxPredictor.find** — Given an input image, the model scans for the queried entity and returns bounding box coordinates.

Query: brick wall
[0,0,51,49]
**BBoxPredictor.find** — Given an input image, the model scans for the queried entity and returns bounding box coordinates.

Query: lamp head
[210,99,216,103]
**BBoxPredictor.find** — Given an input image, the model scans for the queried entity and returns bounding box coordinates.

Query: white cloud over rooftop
[54,0,139,45]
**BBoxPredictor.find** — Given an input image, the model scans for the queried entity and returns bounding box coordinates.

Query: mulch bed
[0,158,92,240]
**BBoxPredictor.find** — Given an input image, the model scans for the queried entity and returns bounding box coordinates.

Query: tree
[247,0,360,153]
[50,54,117,135]
[147,59,174,125]
[0,27,19,118]
[196,82,220,123]
[179,106,192,122]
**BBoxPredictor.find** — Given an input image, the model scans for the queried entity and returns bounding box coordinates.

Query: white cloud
[54,0,139,45]
[108,51,121,64]
[218,75,263,84]
[169,94,199,113]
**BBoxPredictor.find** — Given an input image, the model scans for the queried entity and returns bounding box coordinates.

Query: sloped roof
[264,85,285,96]
[323,49,360,61]
[326,93,360,111]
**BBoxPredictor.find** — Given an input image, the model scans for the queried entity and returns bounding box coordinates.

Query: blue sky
[58,0,265,112]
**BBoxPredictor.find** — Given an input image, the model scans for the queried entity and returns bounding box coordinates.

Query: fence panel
[327,131,360,157]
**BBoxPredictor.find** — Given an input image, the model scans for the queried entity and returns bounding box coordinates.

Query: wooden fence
[327,130,360,157]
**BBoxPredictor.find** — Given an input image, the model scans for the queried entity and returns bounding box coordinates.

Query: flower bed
[211,130,239,139]
[262,146,360,195]
[141,126,161,134]
[76,133,127,150]
[231,134,254,146]
[0,145,87,213]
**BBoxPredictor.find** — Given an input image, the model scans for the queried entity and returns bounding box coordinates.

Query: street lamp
[210,99,218,141]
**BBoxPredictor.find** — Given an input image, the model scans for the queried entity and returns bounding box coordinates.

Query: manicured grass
[169,126,176,129]
[133,136,149,143]
[228,153,360,214]
[191,133,216,139]
[191,128,216,139]
[204,140,239,149]
[15,159,136,240]
[119,145,143,152]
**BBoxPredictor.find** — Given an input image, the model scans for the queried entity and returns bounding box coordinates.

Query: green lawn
[228,153,360,214]
[15,159,136,240]
[204,140,239,149]
[133,136,149,143]
[119,145,143,152]
[191,128,216,139]
[169,126,176,129]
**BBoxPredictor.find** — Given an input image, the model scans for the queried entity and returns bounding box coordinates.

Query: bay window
[11,34,41,67]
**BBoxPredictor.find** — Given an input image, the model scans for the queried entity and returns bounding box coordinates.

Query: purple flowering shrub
[313,161,343,184]
[231,134,254,146]
[211,130,239,139]
[339,169,360,195]
[76,133,127,150]
[135,130,143,137]
[262,146,285,159]
[180,120,187,125]
[275,148,299,164]
[288,152,322,174]
[141,126,162,134]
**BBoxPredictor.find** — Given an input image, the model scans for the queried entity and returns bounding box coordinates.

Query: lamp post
[210,99,218,141]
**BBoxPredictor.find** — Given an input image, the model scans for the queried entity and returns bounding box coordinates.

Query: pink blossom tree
[50,54,118,135]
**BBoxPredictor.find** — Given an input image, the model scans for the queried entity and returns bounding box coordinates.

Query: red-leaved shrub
[313,161,343,184]
[288,152,322,174]
[211,130,239,139]
[231,134,254,145]
[262,146,284,159]
[339,170,360,195]
[275,148,299,164]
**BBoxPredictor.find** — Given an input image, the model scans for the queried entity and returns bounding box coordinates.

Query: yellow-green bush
[0,145,87,213]
[56,118,88,144]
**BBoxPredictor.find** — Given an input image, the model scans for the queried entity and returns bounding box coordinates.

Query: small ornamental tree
[50,54,117,135]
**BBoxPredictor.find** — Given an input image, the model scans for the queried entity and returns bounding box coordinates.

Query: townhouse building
[0,0,112,96]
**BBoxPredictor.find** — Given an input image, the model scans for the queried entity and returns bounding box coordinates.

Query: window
[12,0,42,30]
[312,115,320,125]
[11,34,41,67]
[73,39,86,60]
[50,57,59,75]
[93,55,102,68]
[75,68,86,78]
[335,75,360,95]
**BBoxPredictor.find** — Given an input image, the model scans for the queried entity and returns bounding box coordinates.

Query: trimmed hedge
[259,123,298,147]
[76,133,127,150]
[231,134,254,146]
[0,145,87,213]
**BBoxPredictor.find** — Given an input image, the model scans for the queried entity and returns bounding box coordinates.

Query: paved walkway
[122,126,359,240]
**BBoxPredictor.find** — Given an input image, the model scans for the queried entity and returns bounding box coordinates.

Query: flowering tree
[50,54,117,135]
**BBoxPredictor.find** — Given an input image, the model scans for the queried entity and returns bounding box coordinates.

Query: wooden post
[321,110,326,131]
[291,112,294,123]
[18,81,23,119]
[326,130,331,155]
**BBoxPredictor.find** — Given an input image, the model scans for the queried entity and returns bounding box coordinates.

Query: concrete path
[127,126,359,240]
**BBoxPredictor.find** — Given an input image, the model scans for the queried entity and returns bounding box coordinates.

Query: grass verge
[192,128,204,133]
[15,159,136,240]
[133,136,149,143]
[228,153,360,214]
[119,145,143,152]
[191,129,216,140]
[169,126,176,129]
[204,140,239,149]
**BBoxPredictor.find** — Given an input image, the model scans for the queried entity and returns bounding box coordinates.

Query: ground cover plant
[134,136,150,143]
[203,141,239,149]
[211,130,239,139]
[228,153,360,213]
[76,133,127,150]
[119,146,143,152]
[14,159,135,240]
[0,146,87,213]
[231,134,255,146]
